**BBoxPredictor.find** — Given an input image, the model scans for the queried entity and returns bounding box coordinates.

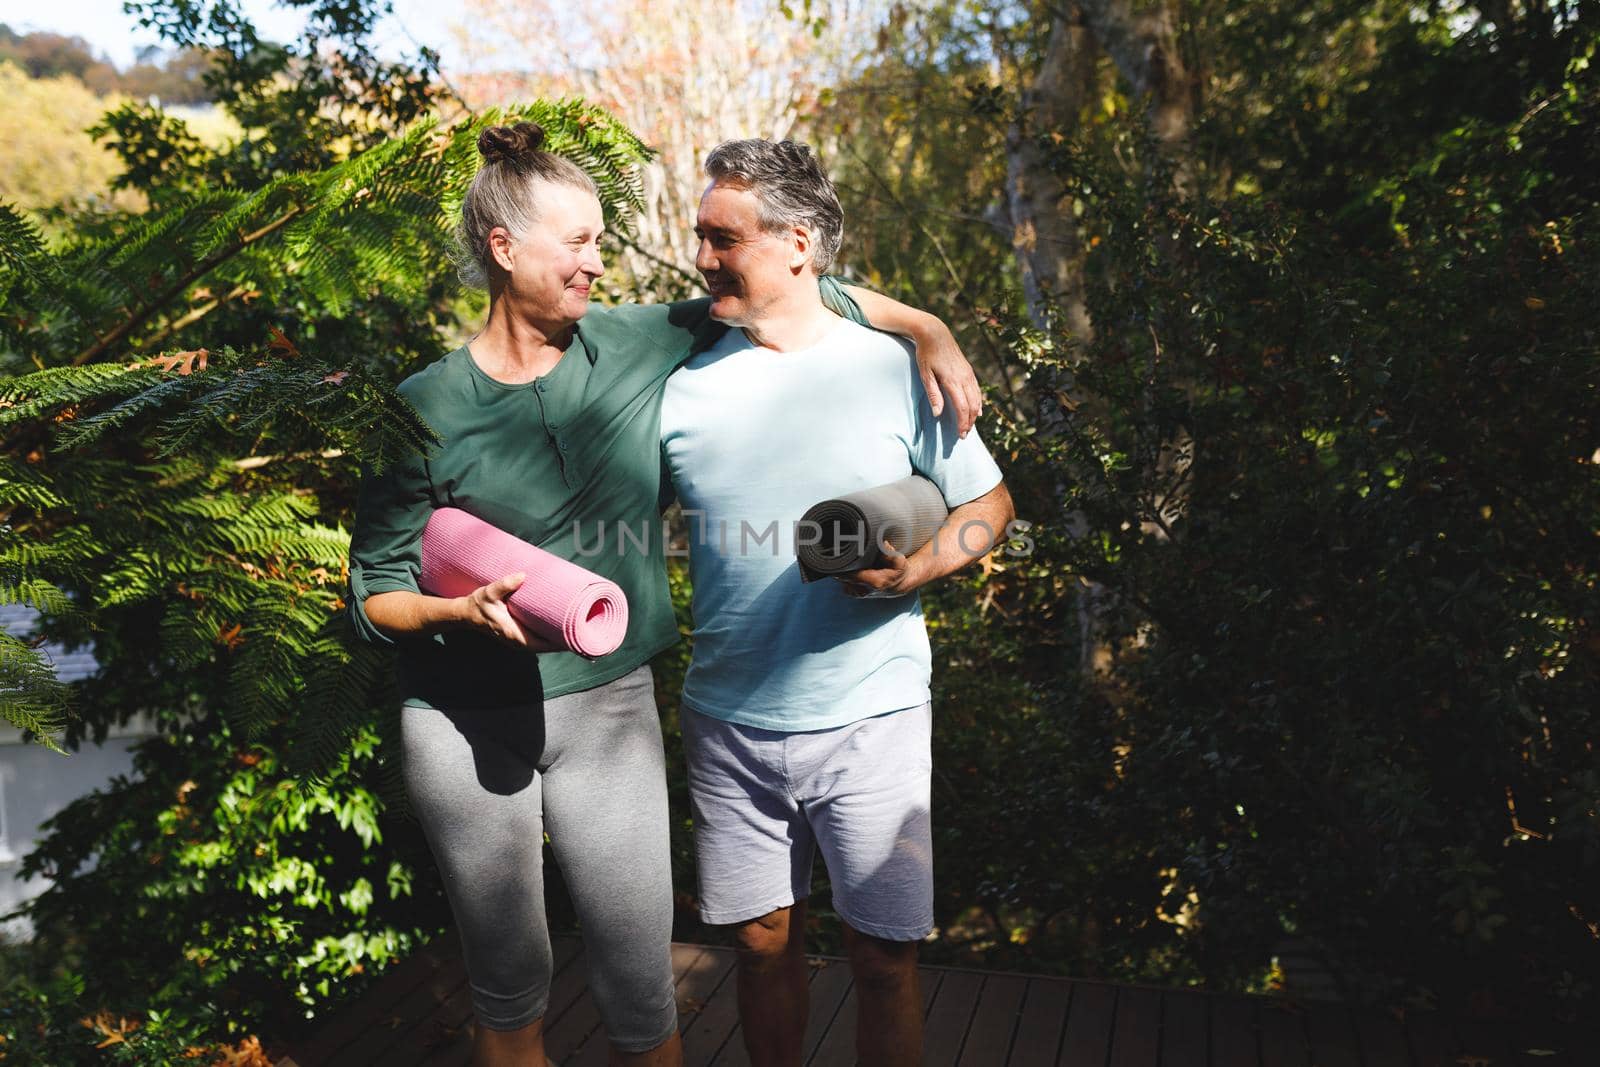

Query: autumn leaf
[321,370,350,385]
[218,623,244,650]
[267,326,300,358]
[79,1011,140,1047]
[148,349,209,376]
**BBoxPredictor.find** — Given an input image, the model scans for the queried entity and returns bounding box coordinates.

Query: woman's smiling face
[491,179,606,327]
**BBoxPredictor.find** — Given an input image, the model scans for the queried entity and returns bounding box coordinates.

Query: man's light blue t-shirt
[660,315,1004,732]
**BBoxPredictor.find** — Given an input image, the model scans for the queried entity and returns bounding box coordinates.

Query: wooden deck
[281,935,1594,1066]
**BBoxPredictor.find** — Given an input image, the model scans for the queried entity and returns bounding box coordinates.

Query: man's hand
[831,482,1014,601]
[837,540,926,599]
[462,572,530,645]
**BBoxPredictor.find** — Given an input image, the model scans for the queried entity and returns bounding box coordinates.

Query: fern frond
[283,624,388,781]
[0,201,50,284]
[0,364,163,433]
[0,633,70,750]
[0,524,99,578]
[227,584,344,738]
[0,578,79,618]
[0,459,68,511]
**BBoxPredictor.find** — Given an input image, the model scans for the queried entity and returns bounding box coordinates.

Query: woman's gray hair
[454,122,599,289]
[704,139,844,274]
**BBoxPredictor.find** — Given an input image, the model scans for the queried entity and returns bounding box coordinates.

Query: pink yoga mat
[420,507,629,659]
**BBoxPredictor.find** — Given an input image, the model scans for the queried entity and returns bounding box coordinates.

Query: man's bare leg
[843,924,922,1066]
[472,1017,545,1067]
[734,902,810,1067]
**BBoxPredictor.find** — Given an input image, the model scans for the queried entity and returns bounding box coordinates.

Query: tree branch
[70,204,307,367]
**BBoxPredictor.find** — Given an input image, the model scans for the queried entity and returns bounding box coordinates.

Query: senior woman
[347,122,977,1067]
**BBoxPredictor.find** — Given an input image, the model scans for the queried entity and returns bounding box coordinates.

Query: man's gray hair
[705,139,844,274]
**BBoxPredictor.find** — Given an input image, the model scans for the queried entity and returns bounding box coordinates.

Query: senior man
[660,139,1014,1066]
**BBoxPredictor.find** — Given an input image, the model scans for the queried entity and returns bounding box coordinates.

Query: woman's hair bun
[478,122,547,165]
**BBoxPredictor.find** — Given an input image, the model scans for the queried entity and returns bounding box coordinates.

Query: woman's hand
[911,320,983,437]
[840,285,983,436]
[461,572,531,646]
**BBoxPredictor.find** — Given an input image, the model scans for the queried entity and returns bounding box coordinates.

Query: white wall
[0,605,158,939]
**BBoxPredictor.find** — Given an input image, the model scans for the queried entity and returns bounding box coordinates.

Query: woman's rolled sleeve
[819,275,868,326]
[347,452,432,647]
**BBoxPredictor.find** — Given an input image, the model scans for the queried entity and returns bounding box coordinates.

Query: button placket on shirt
[533,378,578,487]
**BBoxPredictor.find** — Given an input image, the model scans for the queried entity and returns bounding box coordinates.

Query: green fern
[0,633,69,752]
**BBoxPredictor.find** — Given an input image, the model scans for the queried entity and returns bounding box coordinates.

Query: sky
[0,0,471,71]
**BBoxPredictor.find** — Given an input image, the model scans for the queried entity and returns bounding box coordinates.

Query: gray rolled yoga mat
[796,474,950,582]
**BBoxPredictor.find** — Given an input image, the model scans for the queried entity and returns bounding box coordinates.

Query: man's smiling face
[694,181,801,327]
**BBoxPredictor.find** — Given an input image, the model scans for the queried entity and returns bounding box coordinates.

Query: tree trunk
[1002,0,1198,676]
[1079,0,1200,193]
[1004,11,1097,340]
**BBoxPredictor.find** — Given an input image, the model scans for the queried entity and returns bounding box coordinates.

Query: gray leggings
[401,664,677,1050]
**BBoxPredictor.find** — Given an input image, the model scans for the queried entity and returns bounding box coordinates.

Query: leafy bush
[4,718,443,1058]
[908,47,1600,1011]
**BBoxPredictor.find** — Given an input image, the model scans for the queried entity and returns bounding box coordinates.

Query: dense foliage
[831,0,1599,1013]
[1,0,1596,1058]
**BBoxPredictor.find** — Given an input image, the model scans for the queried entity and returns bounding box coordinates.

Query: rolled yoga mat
[796,474,950,582]
[420,507,629,658]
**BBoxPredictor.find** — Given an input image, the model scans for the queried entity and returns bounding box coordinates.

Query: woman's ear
[488,226,517,273]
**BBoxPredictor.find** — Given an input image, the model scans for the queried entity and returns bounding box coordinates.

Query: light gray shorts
[681,701,934,941]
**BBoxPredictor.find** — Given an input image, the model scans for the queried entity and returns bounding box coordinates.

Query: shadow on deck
[280,934,1594,1066]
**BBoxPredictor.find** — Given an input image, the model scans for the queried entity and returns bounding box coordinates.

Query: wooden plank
[676,945,735,1029]
[544,944,594,1026]
[389,936,583,1067]
[959,974,1029,1066]
[710,1030,754,1067]
[708,954,837,1067]
[1348,1008,1413,1067]
[1108,986,1161,1067]
[1157,992,1208,1067]
[923,970,984,1067]
[800,960,855,1064]
[1057,982,1116,1067]
[920,967,945,1017]
[1210,996,1259,1067]
[292,936,458,1065]
[1405,1012,1462,1067]
[425,1035,476,1067]
[1304,1002,1361,1067]
[1509,1019,1599,1067]
[540,939,609,1064]
[1457,1020,1517,1066]
[334,951,469,1065]
[1257,1001,1310,1067]
[543,988,603,1062]
[681,960,745,1064]
[1006,979,1070,1067]
[566,1020,617,1067]
[805,974,860,1067]
[387,982,474,1067]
